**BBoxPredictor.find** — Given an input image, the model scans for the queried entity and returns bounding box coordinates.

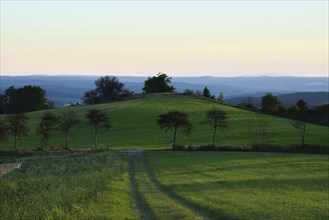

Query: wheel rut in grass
[128,152,204,220]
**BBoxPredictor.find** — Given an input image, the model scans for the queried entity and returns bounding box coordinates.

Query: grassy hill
[1,94,328,150]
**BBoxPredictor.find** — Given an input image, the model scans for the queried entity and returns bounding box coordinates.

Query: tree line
[0,86,54,114]
[0,109,110,150]
[0,106,309,150]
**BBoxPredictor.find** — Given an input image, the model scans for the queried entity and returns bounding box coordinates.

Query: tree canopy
[0,86,51,114]
[83,76,133,104]
[156,111,192,146]
[205,109,228,145]
[6,113,29,149]
[86,108,111,148]
[36,112,59,149]
[143,73,175,93]
[261,93,280,114]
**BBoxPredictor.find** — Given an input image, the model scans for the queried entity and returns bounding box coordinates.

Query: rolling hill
[1,75,328,107]
[1,94,328,150]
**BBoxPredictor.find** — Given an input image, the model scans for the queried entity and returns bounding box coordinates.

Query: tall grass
[0,151,137,219]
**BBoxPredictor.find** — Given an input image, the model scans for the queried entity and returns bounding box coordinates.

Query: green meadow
[1,94,328,219]
[1,94,328,150]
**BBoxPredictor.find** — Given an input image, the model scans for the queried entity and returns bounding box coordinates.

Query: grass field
[0,151,139,220]
[1,94,328,150]
[145,151,329,220]
[1,150,328,219]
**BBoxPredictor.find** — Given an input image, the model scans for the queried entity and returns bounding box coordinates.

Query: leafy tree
[143,73,175,93]
[83,76,131,104]
[205,109,228,146]
[86,108,111,148]
[290,120,307,146]
[202,86,211,98]
[58,111,79,149]
[156,111,193,146]
[0,118,8,143]
[36,112,59,149]
[261,93,280,114]
[83,90,100,105]
[296,99,308,113]
[1,85,51,113]
[6,113,29,149]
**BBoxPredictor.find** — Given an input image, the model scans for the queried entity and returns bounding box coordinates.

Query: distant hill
[225,92,329,108]
[1,75,328,107]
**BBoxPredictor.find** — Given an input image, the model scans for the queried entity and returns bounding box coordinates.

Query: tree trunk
[173,126,177,146]
[212,125,217,146]
[301,124,306,146]
[94,125,98,149]
[14,135,17,150]
[65,132,69,149]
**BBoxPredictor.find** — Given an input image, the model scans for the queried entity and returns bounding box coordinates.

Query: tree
[6,113,29,149]
[86,108,111,148]
[58,111,79,149]
[261,93,280,114]
[143,73,175,93]
[217,92,224,104]
[156,111,193,147]
[202,86,211,98]
[0,118,8,143]
[248,117,272,148]
[1,85,51,113]
[296,99,308,113]
[205,109,228,146]
[83,76,130,104]
[290,120,307,146]
[36,112,59,149]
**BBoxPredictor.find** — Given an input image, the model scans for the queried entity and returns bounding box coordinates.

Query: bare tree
[36,112,59,149]
[290,120,308,146]
[248,117,272,149]
[156,111,193,147]
[58,111,79,149]
[6,113,29,149]
[86,108,111,148]
[205,109,228,146]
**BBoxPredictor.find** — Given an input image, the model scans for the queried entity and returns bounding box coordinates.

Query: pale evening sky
[0,0,328,77]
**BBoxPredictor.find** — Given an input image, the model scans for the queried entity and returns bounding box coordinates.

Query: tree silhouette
[58,111,79,149]
[205,109,228,146]
[86,108,111,148]
[6,113,29,149]
[36,112,59,149]
[202,86,211,98]
[83,76,131,104]
[261,93,280,114]
[143,73,175,93]
[156,111,192,147]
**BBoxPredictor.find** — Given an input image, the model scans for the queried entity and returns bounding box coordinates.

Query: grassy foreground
[1,150,328,219]
[0,151,139,220]
[146,152,329,220]
[1,94,328,150]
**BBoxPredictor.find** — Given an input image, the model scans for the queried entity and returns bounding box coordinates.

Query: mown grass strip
[143,154,234,220]
[129,155,155,220]
[132,153,203,220]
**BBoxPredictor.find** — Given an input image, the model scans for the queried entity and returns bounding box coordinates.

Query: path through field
[128,151,207,220]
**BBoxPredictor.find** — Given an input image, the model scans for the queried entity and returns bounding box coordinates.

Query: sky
[1,1,328,77]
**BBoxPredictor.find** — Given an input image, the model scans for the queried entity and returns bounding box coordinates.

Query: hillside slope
[1,94,328,150]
